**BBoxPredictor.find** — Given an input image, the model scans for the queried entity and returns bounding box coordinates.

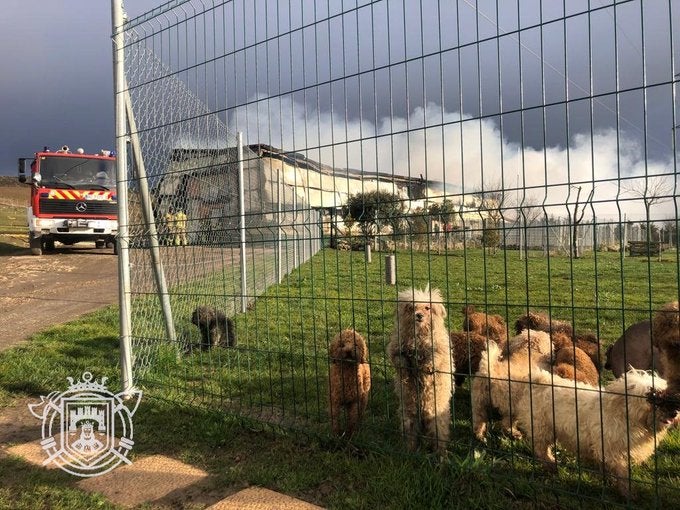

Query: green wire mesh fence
[116,1,680,506]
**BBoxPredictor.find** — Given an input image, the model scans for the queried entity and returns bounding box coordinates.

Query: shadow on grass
[0,333,120,398]
[0,456,117,509]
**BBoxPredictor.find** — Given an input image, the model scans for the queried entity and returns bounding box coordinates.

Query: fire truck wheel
[95,240,106,249]
[43,239,56,252]
[29,235,42,256]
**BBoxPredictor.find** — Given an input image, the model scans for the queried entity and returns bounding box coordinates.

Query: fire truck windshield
[37,156,116,191]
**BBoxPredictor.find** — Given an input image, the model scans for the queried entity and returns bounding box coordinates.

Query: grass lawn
[1,247,679,509]
[0,180,30,255]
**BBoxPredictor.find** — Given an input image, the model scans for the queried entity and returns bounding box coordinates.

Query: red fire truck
[18,145,118,255]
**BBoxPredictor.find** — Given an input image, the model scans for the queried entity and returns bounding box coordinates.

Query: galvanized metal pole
[293,191,299,269]
[124,90,176,347]
[385,254,396,285]
[623,213,628,258]
[111,0,134,395]
[277,168,283,283]
[238,132,247,313]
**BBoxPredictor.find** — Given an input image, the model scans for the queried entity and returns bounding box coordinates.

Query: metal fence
[114,1,680,507]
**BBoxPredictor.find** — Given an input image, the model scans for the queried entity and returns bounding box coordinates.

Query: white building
[153,144,482,241]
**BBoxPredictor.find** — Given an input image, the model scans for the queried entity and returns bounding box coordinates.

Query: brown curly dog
[328,329,371,437]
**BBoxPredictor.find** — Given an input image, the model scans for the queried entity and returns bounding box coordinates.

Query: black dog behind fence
[117,1,680,507]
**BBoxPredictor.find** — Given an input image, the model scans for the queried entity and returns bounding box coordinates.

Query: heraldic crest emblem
[28,371,142,477]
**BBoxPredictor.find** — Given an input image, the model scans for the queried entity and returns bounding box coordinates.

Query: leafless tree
[622,175,674,257]
[661,218,678,247]
[520,201,545,226]
[621,175,674,224]
[508,191,544,226]
[568,185,594,259]
[514,196,545,258]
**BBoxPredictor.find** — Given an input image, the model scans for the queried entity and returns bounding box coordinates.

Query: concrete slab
[5,439,55,468]
[76,454,209,507]
[207,487,323,510]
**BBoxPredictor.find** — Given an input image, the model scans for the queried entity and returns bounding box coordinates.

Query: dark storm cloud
[3,0,677,196]
[0,0,159,176]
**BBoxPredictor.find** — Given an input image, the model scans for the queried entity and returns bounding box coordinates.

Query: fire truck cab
[18,145,118,256]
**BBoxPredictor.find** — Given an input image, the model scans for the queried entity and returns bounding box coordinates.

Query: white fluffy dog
[387,286,454,454]
[474,339,679,497]
[472,330,554,440]
[517,368,678,497]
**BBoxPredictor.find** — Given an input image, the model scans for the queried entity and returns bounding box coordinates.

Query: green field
[0,178,29,254]
[1,247,679,509]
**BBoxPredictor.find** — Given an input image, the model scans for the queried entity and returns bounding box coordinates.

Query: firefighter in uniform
[164,206,177,246]
[165,206,188,246]
[174,208,188,246]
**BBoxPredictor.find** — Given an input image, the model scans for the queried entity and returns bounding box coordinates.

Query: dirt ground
[0,244,119,351]
[0,179,119,351]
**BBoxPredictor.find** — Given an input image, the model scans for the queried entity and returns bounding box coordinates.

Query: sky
[2,1,678,221]
[0,0,159,176]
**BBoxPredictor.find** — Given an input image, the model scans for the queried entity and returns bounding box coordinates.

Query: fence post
[238,132,247,313]
[293,191,299,269]
[385,254,396,285]
[623,214,628,258]
[111,0,134,395]
[519,217,525,260]
[276,168,283,282]
[124,89,176,349]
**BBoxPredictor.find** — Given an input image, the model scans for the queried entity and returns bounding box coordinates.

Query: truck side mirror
[17,158,28,183]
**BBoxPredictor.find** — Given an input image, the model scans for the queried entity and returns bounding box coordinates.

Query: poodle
[552,343,600,386]
[652,301,680,394]
[387,287,454,454]
[451,306,508,386]
[472,330,554,441]
[449,330,490,387]
[462,305,508,345]
[190,305,236,350]
[514,310,600,370]
[516,368,679,498]
[328,329,372,437]
[605,320,661,378]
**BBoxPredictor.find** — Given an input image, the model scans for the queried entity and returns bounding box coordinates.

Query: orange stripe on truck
[48,190,113,200]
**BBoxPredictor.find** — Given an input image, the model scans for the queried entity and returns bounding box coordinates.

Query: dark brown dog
[652,301,680,394]
[452,306,508,386]
[328,329,371,436]
[604,320,662,377]
[514,311,570,336]
[450,330,489,387]
[190,305,236,349]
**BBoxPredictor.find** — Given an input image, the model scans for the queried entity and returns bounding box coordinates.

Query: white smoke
[229,96,676,222]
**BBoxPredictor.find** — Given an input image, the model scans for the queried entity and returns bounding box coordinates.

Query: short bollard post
[365,243,372,264]
[385,254,396,285]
